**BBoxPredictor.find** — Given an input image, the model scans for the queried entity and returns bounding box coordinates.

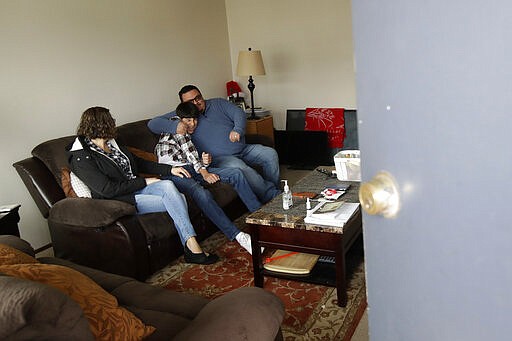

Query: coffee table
[245,167,362,307]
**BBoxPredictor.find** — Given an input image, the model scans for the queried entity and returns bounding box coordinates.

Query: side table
[0,204,21,237]
[246,115,274,146]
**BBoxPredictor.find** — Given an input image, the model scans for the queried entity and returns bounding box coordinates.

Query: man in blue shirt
[148,85,280,203]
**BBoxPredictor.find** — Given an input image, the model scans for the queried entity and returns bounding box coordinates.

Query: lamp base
[247,111,259,120]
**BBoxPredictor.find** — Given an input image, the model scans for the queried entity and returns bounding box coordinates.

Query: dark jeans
[165,165,261,240]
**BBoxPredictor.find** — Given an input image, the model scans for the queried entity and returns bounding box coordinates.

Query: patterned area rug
[147,216,367,340]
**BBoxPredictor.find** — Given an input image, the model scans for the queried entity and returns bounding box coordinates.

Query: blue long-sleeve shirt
[148,98,247,157]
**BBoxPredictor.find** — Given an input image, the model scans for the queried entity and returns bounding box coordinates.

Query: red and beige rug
[147,217,367,340]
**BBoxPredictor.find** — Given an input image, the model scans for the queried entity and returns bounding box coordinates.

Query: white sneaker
[235,232,253,255]
[235,232,265,255]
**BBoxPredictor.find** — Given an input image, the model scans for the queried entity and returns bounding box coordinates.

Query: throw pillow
[126,146,157,162]
[61,167,92,198]
[126,146,159,178]
[0,263,155,340]
[0,244,39,265]
[70,171,92,198]
[61,167,78,197]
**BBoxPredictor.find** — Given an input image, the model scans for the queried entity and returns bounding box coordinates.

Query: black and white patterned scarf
[86,138,136,179]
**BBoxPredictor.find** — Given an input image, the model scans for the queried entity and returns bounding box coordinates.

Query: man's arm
[147,111,179,134]
[219,99,246,136]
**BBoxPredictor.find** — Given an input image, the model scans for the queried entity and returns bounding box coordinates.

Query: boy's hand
[202,152,212,166]
[176,121,187,135]
[171,167,191,178]
[200,169,220,184]
[229,130,240,142]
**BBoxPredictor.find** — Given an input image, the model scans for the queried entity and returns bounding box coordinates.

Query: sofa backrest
[116,119,159,153]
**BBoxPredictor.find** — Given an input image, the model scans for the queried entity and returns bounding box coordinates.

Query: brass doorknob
[359,171,400,218]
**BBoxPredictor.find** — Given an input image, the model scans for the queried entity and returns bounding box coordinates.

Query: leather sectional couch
[13,119,261,280]
[0,235,285,340]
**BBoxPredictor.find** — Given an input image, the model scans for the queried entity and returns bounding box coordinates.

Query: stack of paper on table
[304,201,360,228]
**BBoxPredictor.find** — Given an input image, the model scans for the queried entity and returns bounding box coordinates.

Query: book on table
[304,201,360,228]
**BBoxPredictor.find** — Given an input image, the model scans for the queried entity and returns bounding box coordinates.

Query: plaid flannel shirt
[154,133,205,173]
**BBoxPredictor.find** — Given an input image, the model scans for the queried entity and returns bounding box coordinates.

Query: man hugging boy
[155,102,262,255]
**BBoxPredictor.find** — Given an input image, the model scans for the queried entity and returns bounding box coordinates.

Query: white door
[352,1,512,340]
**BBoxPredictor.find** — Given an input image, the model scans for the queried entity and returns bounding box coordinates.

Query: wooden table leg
[335,246,347,307]
[250,225,264,288]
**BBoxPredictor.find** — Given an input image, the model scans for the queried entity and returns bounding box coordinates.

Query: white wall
[225,0,356,129]
[1,0,357,250]
[0,0,232,250]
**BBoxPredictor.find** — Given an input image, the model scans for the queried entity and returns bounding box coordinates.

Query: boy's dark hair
[178,84,200,102]
[176,102,199,119]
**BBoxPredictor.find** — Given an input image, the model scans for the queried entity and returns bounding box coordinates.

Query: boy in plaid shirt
[155,102,262,255]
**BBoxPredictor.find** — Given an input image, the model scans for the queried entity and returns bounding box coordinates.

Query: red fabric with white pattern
[304,108,345,148]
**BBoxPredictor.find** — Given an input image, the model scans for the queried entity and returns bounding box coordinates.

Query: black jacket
[67,136,173,205]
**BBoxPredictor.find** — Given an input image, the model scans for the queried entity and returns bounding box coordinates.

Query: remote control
[316,168,335,177]
[318,255,336,264]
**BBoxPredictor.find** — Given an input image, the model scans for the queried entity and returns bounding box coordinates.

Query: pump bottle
[281,180,293,210]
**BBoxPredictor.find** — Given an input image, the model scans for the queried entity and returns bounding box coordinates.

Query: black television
[274,130,332,170]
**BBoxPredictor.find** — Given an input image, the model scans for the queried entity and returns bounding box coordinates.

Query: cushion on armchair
[49,198,136,227]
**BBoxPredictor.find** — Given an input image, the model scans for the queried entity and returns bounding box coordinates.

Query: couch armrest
[0,235,36,257]
[13,157,65,218]
[174,287,285,341]
[49,198,136,227]
[0,275,94,341]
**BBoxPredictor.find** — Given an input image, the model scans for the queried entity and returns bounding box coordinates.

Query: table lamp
[236,48,266,120]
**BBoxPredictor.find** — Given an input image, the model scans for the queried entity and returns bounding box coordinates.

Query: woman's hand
[172,167,191,178]
[145,177,161,185]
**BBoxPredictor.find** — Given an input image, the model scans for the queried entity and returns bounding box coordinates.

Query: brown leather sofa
[0,235,285,340]
[13,119,258,281]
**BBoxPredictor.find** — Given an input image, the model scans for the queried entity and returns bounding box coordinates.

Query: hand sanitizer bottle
[282,180,293,210]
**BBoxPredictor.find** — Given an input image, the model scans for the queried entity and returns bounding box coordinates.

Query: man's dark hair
[178,85,200,102]
[176,102,200,119]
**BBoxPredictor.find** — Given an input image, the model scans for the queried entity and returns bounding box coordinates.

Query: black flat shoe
[184,244,219,265]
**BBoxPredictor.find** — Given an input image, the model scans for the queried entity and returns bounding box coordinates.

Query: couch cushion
[61,167,78,197]
[61,167,93,198]
[0,274,94,340]
[0,263,155,341]
[0,244,39,265]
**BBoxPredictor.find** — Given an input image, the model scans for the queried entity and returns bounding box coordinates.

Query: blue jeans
[165,164,261,240]
[134,180,196,245]
[212,144,281,203]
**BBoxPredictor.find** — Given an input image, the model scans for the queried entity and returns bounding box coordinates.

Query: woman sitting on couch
[67,106,218,265]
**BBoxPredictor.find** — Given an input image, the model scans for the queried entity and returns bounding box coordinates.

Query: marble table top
[245,167,360,234]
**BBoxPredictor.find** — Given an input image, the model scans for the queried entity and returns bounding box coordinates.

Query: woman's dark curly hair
[77,106,117,139]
